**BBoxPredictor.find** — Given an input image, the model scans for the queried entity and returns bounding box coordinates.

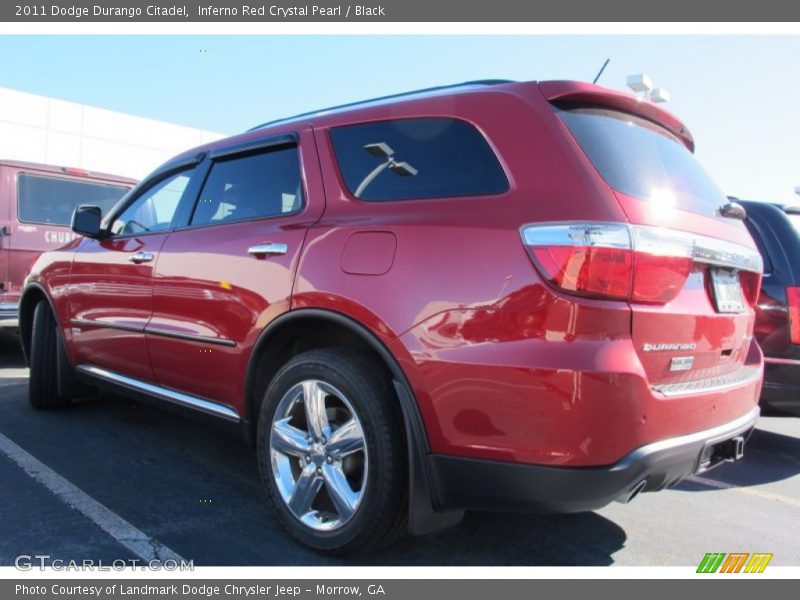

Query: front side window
[190,145,303,227]
[110,169,194,236]
[18,174,128,226]
[330,118,509,201]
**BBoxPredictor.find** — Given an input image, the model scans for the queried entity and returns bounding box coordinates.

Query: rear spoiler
[539,81,695,153]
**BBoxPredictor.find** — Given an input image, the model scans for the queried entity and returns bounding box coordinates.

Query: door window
[190,146,303,226]
[110,169,195,236]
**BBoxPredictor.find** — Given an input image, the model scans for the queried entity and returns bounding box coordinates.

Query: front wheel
[257,348,407,553]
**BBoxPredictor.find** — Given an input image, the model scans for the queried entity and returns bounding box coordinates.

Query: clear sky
[1,35,798,203]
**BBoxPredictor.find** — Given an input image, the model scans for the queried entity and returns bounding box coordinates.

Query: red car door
[68,166,199,382]
[146,129,325,413]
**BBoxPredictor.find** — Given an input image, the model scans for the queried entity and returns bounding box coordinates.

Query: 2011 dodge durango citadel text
[19,80,764,553]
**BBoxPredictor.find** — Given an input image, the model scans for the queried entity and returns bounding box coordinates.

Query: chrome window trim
[76,364,240,422]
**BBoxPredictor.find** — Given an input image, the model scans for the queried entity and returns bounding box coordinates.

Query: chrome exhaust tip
[615,479,647,504]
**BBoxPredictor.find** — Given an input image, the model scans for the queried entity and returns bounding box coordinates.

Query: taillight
[521,222,757,305]
[787,286,800,344]
[629,227,693,303]
[527,224,633,299]
[739,271,761,307]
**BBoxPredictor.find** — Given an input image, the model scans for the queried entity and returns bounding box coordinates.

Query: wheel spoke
[271,418,311,457]
[302,380,329,441]
[326,419,365,458]
[288,464,323,516]
[322,463,358,521]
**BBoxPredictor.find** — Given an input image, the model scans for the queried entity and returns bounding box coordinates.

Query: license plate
[710,268,745,313]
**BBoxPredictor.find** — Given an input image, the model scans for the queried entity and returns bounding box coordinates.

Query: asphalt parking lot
[1,328,798,567]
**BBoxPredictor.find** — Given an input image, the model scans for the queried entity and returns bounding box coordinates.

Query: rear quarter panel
[293,86,632,458]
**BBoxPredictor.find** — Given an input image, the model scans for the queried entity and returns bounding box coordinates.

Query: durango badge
[642,343,698,352]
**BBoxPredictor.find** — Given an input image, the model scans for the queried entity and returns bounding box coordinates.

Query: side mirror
[71,205,104,239]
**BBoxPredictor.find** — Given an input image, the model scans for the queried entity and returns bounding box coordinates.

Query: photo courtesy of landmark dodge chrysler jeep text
[19,80,764,553]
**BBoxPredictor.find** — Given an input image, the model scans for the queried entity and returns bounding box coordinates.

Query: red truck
[0,160,135,327]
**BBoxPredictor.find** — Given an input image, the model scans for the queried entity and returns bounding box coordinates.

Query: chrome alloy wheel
[269,379,368,531]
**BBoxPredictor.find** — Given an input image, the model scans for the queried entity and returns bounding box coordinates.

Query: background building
[0,86,225,180]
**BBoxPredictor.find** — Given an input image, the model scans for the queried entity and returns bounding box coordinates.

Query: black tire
[257,348,407,554]
[29,301,70,410]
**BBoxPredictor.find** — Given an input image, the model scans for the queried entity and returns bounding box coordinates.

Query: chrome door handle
[128,251,154,263]
[248,243,288,257]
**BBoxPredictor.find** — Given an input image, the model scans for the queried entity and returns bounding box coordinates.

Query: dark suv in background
[738,199,800,415]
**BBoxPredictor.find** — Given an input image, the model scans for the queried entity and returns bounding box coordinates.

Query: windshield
[556,105,727,217]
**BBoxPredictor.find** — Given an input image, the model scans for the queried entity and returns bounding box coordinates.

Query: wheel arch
[244,308,419,441]
[243,307,464,536]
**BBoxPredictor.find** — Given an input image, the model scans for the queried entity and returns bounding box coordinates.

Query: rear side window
[330,118,509,201]
[18,173,128,226]
[190,145,303,226]
[556,106,726,217]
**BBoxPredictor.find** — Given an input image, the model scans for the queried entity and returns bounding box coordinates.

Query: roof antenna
[592,58,610,84]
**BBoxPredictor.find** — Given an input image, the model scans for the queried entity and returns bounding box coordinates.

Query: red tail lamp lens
[738,271,762,307]
[632,253,693,303]
[787,286,800,345]
[532,246,633,299]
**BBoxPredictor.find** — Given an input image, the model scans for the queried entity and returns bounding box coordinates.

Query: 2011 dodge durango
[19,80,764,553]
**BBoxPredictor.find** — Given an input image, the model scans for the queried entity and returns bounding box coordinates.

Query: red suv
[19,80,764,554]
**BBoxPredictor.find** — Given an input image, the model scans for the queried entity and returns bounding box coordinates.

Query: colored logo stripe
[720,553,749,573]
[697,553,726,573]
[744,553,773,573]
[697,552,773,573]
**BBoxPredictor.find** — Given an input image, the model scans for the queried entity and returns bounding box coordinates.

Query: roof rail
[247,79,515,131]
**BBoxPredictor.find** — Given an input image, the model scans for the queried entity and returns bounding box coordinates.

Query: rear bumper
[428,406,759,513]
[0,303,19,328]
[761,355,800,415]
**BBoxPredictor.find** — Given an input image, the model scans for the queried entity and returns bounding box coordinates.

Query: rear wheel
[29,301,71,410]
[257,348,407,553]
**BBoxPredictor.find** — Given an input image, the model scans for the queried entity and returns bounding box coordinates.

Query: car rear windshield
[556,105,727,216]
[330,117,509,201]
[18,173,129,226]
